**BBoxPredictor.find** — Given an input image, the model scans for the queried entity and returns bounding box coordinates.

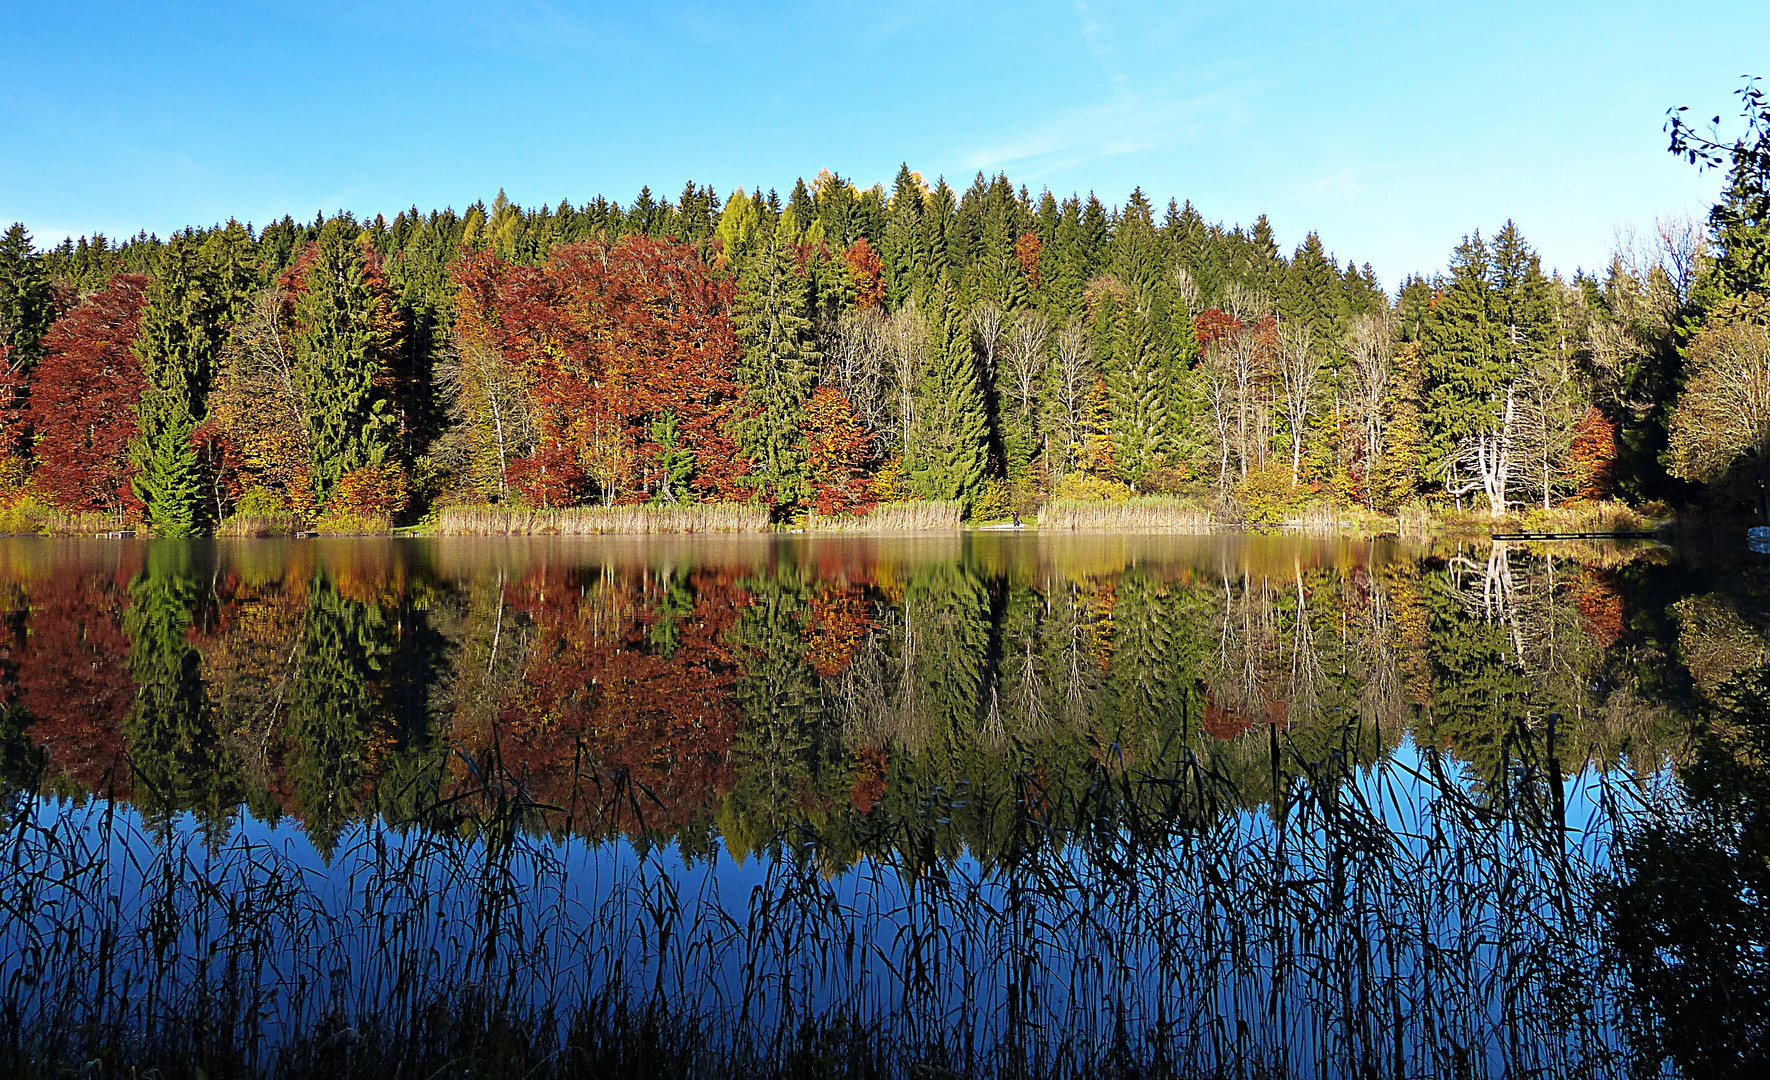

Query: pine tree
[1420,232,1506,483]
[732,213,818,510]
[0,223,55,374]
[1105,292,1168,491]
[909,286,990,508]
[123,542,236,822]
[291,219,402,505]
[130,235,216,535]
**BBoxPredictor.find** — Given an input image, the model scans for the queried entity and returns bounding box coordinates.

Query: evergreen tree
[123,543,239,824]
[1105,292,1168,491]
[881,165,924,306]
[910,286,991,508]
[130,234,220,535]
[732,212,819,510]
[291,218,402,505]
[1420,232,1505,482]
[0,223,55,375]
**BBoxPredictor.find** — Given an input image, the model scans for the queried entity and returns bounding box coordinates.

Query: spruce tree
[123,543,235,822]
[732,212,818,510]
[1420,232,1505,482]
[881,165,924,306]
[130,234,217,535]
[0,223,55,374]
[292,218,401,505]
[909,286,990,508]
[1106,292,1168,491]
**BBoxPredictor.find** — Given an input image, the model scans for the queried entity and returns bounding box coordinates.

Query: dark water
[1,533,1766,1078]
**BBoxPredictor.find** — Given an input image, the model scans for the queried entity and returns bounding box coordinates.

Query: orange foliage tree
[801,386,874,515]
[1015,232,1043,290]
[843,239,884,310]
[1567,407,1618,500]
[28,275,150,514]
[454,236,747,506]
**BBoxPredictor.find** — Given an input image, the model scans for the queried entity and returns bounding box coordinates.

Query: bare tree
[1004,310,1053,420]
[1172,265,1201,318]
[1275,322,1323,484]
[1222,281,1273,323]
[1048,321,1092,483]
[1344,312,1394,501]
[972,300,1004,386]
[1512,345,1580,511]
[883,303,930,465]
[1444,386,1518,516]
[1197,340,1238,494]
[823,307,892,446]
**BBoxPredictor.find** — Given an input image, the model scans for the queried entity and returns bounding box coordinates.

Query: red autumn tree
[454,236,747,506]
[1014,232,1043,290]
[1567,407,1618,500]
[1193,308,1242,351]
[801,386,874,515]
[843,239,885,310]
[28,275,150,513]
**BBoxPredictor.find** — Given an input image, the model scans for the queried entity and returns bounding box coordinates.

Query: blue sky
[1,1,1763,288]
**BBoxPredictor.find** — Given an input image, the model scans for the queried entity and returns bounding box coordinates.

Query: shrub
[331,464,410,521]
[1234,463,1310,528]
[969,479,1012,522]
[1055,473,1132,502]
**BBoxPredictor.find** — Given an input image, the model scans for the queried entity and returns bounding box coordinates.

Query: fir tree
[910,286,990,508]
[291,218,401,505]
[1420,232,1505,482]
[0,223,55,375]
[1105,292,1168,491]
[732,212,818,510]
[123,542,236,823]
[130,234,220,535]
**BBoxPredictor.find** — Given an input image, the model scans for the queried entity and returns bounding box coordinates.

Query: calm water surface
[1,533,1765,1077]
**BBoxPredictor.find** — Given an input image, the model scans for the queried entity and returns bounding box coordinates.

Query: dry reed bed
[0,733,1636,1079]
[806,501,962,532]
[433,503,771,535]
[1037,497,1219,533]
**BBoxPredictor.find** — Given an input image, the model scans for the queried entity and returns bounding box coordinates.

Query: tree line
[0,105,1765,530]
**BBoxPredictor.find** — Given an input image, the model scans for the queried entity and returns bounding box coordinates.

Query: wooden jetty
[1489,531,1658,541]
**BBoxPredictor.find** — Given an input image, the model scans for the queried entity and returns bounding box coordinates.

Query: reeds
[1036,497,1218,533]
[0,725,1637,1079]
[432,503,771,536]
[0,497,127,535]
[216,512,299,537]
[806,501,963,532]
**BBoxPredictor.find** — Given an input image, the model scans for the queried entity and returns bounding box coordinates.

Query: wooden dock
[1489,531,1658,541]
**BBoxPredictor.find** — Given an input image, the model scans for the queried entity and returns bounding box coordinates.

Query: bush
[1234,463,1310,528]
[1055,473,1132,502]
[332,464,410,521]
[969,479,1012,522]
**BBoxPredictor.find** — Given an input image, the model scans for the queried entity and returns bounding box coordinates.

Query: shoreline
[0,496,1708,542]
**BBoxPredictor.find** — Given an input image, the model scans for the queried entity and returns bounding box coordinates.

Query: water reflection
[0,534,1764,1077]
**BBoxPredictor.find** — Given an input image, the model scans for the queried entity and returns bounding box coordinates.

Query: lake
[0,533,1763,1078]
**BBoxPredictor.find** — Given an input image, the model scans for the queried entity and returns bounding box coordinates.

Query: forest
[0,86,1765,533]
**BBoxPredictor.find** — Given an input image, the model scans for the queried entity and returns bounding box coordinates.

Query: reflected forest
[2,535,1769,1077]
